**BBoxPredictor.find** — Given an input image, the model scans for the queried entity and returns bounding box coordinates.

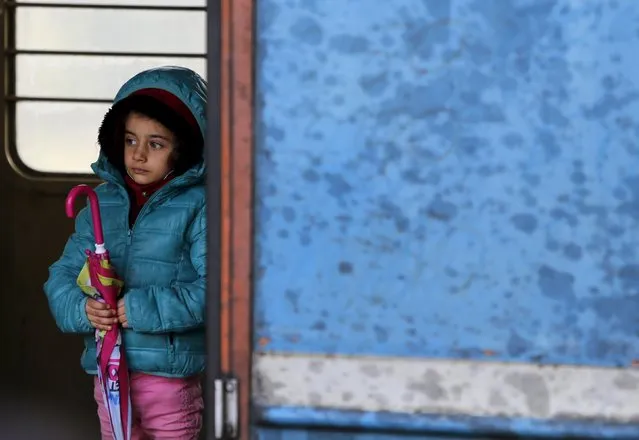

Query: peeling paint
[255,0,639,368]
[254,0,639,436]
[254,352,639,423]
[256,427,468,440]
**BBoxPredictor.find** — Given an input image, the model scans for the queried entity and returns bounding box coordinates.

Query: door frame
[206,0,255,438]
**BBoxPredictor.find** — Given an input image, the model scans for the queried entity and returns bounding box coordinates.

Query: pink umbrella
[66,184,132,440]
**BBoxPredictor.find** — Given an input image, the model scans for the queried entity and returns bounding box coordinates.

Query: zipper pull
[127,229,132,245]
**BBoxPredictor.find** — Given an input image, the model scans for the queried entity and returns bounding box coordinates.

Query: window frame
[3,1,206,181]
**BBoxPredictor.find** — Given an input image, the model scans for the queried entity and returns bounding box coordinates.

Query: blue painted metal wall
[256,428,486,440]
[254,0,639,435]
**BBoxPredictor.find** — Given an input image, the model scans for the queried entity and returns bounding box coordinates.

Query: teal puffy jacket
[44,66,208,377]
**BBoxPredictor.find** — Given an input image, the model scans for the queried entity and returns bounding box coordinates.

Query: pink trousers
[94,372,203,440]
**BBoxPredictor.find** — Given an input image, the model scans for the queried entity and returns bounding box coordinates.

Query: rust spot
[631,359,639,368]
[483,349,497,357]
[258,337,271,347]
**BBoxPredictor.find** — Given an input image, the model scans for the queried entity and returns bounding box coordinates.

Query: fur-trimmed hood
[91,66,208,186]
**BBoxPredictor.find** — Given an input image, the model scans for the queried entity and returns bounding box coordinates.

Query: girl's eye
[150,142,164,150]
[125,137,136,146]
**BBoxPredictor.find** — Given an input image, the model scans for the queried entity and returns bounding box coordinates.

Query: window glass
[16,55,206,99]
[12,3,206,174]
[17,102,109,173]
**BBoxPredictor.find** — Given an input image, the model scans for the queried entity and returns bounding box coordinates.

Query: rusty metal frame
[204,0,222,438]
[219,0,255,438]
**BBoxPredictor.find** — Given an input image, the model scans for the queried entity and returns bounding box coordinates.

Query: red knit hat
[130,88,200,136]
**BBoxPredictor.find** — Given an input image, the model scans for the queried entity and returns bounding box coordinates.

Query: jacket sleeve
[43,206,94,333]
[124,205,207,334]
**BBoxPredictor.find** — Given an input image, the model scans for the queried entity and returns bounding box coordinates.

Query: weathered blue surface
[257,426,488,440]
[257,407,639,440]
[254,0,639,366]
[256,427,448,440]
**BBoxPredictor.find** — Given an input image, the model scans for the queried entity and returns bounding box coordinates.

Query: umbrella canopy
[67,184,132,440]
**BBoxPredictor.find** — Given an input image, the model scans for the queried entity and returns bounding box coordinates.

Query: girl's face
[123,112,176,185]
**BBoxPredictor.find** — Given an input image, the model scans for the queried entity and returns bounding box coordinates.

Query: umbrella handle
[66,184,106,252]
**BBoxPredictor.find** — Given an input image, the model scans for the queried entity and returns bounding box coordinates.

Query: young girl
[43,66,208,440]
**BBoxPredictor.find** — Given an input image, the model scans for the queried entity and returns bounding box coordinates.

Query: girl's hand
[117,299,129,328]
[86,298,118,331]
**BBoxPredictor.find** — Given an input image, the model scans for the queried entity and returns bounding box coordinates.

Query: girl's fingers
[89,314,118,326]
[90,320,112,331]
[87,299,110,309]
[87,301,116,317]
[90,308,116,318]
[87,299,121,330]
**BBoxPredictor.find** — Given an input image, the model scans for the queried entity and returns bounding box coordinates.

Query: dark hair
[97,94,203,176]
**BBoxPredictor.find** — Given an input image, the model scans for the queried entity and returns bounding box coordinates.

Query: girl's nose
[133,145,147,161]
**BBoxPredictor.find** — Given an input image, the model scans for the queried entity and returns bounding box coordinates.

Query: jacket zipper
[168,333,175,361]
[121,183,176,288]
[117,178,184,361]
[121,191,132,288]
[121,180,181,248]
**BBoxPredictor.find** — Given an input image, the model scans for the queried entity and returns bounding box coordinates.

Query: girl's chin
[126,169,160,185]
[132,176,159,185]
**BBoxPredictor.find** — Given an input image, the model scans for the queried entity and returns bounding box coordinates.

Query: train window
[7,1,206,176]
